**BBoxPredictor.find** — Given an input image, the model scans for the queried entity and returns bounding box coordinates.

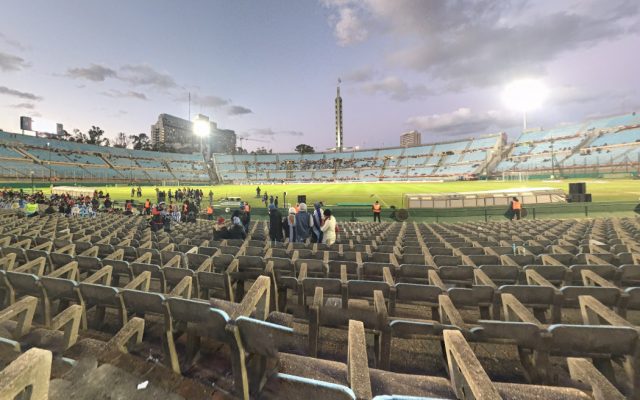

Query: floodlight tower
[502,79,549,130]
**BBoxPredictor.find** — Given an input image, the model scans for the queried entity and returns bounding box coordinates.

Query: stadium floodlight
[193,118,210,137]
[502,78,548,130]
[193,114,211,152]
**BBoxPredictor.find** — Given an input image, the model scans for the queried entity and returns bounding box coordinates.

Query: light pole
[550,139,555,179]
[46,142,52,189]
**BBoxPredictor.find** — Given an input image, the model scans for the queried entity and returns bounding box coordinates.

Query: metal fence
[243,201,640,222]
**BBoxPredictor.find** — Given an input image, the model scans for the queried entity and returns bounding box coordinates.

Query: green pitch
[52,179,639,207]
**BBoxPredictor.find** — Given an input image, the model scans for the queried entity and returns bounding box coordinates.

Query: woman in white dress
[320,209,336,246]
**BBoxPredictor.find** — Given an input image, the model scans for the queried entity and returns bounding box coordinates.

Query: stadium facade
[0,111,638,185]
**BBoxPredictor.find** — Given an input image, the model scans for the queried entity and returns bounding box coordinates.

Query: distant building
[150,113,236,155]
[400,130,421,147]
[214,128,236,154]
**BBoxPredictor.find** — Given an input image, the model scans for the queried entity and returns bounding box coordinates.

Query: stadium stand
[0,131,211,184]
[1,210,639,398]
[496,112,640,175]
[0,111,638,184]
[213,134,504,183]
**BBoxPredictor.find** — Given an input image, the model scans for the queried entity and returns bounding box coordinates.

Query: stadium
[1,2,640,400]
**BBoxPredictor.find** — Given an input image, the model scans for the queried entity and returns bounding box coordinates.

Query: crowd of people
[0,188,115,218]
[1,185,384,247]
[266,202,337,245]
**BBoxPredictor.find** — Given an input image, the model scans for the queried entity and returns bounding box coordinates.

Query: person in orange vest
[144,199,151,215]
[372,201,382,222]
[207,204,214,220]
[510,197,522,221]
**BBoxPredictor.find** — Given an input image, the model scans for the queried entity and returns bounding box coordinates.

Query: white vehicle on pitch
[215,196,243,209]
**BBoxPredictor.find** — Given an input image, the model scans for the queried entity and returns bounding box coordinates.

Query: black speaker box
[569,182,586,194]
[584,193,592,202]
[297,195,307,204]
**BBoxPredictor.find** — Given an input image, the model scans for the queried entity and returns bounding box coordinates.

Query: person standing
[243,202,251,232]
[208,190,214,205]
[320,209,336,246]
[144,198,151,215]
[510,197,522,221]
[207,204,214,220]
[274,196,279,209]
[372,201,382,222]
[131,187,135,197]
[295,203,312,243]
[287,207,296,243]
[268,204,284,242]
[311,202,324,243]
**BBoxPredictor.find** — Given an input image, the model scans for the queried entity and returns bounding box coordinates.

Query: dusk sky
[1,0,639,152]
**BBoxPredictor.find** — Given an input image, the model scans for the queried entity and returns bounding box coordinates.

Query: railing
[240,201,640,223]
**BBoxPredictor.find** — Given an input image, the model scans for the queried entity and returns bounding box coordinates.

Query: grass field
[41,178,640,207]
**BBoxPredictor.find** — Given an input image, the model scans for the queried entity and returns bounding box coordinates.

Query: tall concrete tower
[335,79,343,152]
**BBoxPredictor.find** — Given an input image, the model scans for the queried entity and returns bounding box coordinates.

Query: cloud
[119,64,177,89]
[8,103,35,109]
[192,94,229,108]
[361,76,430,101]
[322,1,369,46]
[0,86,42,101]
[226,105,253,116]
[65,63,176,89]
[407,108,518,135]
[101,90,148,100]
[0,51,29,72]
[322,0,639,88]
[66,63,117,81]
[343,67,374,83]
[0,33,27,50]
[245,128,304,138]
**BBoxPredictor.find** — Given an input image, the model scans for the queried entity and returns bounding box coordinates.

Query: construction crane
[238,136,269,148]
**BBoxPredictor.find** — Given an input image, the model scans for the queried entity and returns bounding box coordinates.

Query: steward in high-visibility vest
[207,205,214,220]
[372,201,382,222]
[510,197,522,221]
[144,199,151,215]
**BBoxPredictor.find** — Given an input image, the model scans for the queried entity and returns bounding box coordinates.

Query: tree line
[55,126,174,151]
[54,126,317,155]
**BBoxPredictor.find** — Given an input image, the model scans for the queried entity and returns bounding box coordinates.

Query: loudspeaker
[297,195,306,204]
[568,193,592,203]
[568,194,582,203]
[569,182,586,194]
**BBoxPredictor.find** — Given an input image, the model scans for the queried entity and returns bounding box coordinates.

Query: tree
[129,133,151,150]
[295,144,315,154]
[72,129,86,143]
[56,130,72,141]
[234,147,248,155]
[252,147,271,155]
[86,126,109,146]
[114,132,129,148]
